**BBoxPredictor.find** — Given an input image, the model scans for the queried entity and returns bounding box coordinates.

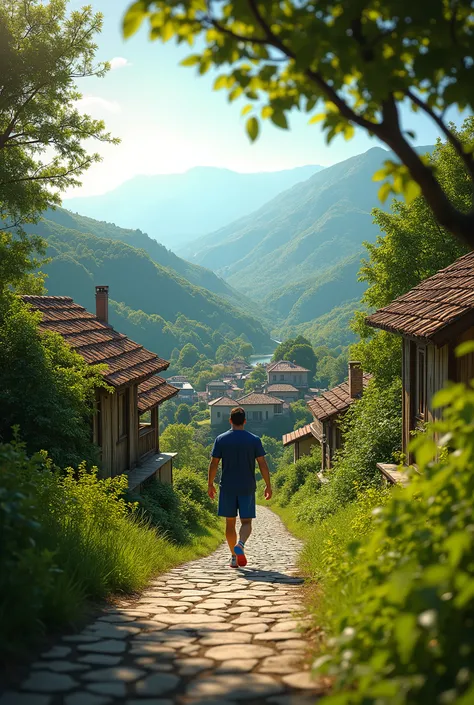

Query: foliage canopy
[124,0,474,247]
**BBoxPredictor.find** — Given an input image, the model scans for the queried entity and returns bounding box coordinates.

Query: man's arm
[208,457,220,499]
[257,456,272,500]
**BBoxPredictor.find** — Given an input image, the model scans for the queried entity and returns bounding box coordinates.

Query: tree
[285,343,317,379]
[216,343,235,364]
[160,423,208,470]
[244,363,267,393]
[0,292,107,467]
[238,341,254,361]
[351,121,471,383]
[178,343,199,368]
[273,336,311,362]
[124,0,474,248]
[0,0,117,228]
[175,403,191,425]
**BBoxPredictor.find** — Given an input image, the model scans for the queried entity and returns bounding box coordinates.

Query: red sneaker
[234,542,247,567]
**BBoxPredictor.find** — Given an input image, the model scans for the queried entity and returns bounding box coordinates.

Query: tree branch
[406,88,474,182]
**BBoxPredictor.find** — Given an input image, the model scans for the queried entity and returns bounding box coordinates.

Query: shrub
[0,293,106,467]
[0,440,200,656]
[131,478,190,544]
[301,379,402,524]
[317,380,474,705]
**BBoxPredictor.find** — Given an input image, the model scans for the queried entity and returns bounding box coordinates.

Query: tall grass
[0,442,222,657]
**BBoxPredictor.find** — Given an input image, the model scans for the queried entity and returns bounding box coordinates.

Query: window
[265,410,268,420]
[416,346,427,420]
[274,404,282,415]
[272,374,276,381]
[280,374,284,381]
[118,391,128,438]
[217,411,221,418]
[252,411,262,421]
[293,375,297,383]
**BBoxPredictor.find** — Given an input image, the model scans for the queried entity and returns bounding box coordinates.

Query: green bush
[0,292,106,467]
[265,447,321,507]
[316,380,474,704]
[0,440,222,657]
[132,467,218,543]
[302,379,402,523]
[132,479,190,543]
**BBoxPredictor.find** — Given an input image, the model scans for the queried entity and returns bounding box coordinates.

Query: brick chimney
[95,285,109,323]
[348,361,363,398]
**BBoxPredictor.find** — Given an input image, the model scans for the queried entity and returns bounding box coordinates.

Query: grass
[1,447,224,660]
[263,487,389,635]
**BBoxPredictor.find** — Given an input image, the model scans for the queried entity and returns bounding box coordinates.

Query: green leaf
[456,341,474,357]
[246,116,259,142]
[123,1,147,39]
[214,75,228,90]
[261,105,273,119]
[378,182,392,202]
[270,111,288,130]
[241,104,252,116]
[343,124,355,141]
[394,613,419,664]
[180,54,200,67]
[403,178,421,204]
[372,167,388,182]
[309,113,326,124]
[161,21,175,43]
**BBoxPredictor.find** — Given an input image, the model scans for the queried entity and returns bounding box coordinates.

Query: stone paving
[1,507,325,705]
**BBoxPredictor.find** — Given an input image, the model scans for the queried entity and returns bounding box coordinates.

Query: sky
[67,0,465,198]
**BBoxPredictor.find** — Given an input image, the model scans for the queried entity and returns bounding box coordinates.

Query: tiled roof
[138,376,179,413]
[267,384,299,393]
[308,373,372,421]
[267,360,309,373]
[282,423,314,446]
[237,392,284,405]
[366,251,474,342]
[208,396,236,407]
[21,295,169,387]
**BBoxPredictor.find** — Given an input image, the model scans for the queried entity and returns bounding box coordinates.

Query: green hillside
[185,146,432,349]
[42,208,249,303]
[29,214,272,358]
[186,148,394,289]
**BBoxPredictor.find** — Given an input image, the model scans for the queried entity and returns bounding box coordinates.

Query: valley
[57,146,436,357]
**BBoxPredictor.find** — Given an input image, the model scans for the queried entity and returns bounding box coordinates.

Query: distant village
[168,358,321,427]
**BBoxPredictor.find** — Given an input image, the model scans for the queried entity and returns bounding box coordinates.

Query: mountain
[184,146,432,347]
[41,208,260,311]
[28,210,273,359]
[62,165,322,249]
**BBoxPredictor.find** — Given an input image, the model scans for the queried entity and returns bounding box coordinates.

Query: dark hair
[230,407,246,425]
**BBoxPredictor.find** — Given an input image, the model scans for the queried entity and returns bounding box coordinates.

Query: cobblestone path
[1,507,324,705]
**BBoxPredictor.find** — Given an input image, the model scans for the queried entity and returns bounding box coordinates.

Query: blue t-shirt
[211,429,266,495]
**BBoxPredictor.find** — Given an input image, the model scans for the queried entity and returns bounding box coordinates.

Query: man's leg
[225,517,238,554]
[239,518,252,545]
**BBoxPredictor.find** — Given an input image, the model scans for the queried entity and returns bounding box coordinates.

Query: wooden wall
[456,327,474,384]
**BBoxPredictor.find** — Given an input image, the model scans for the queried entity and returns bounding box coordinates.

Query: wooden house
[366,251,474,476]
[22,286,179,489]
[284,362,372,470]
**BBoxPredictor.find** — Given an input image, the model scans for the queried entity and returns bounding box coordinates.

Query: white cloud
[74,96,122,114]
[109,57,130,70]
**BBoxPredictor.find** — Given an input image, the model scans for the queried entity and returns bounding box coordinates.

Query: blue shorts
[218,490,256,519]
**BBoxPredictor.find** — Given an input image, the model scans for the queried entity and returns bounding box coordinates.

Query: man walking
[208,406,272,568]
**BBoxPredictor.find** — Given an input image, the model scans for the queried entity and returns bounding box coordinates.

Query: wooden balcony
[138,422,157,460]
[128,452,178,493]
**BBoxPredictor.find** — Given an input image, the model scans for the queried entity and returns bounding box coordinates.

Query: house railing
[138,422,156,459]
